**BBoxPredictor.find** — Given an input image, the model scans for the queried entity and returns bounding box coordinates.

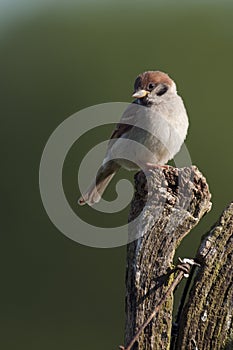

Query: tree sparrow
[78,71,189,206]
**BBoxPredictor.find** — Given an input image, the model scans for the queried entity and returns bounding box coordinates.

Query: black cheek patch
[156,84,168,96]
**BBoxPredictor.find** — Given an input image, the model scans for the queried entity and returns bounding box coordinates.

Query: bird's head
[132,71,176,106]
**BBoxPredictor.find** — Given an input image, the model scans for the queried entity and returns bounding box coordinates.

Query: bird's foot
[145,162,170,170]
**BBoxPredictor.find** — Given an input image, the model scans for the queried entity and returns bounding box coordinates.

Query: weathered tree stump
[122,165,233,350]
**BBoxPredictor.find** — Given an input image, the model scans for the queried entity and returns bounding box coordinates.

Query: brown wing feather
[109,102,140,141]
[110,123,133,140]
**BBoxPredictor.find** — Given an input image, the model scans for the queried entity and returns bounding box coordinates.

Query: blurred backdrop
[1,0,233,349]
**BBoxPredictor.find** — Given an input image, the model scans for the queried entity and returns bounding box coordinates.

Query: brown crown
[134,71,173,90]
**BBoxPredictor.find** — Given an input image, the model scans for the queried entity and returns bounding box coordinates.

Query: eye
[148,83,156,91]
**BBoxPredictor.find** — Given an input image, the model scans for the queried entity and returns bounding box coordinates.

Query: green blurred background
[1,0,233,348]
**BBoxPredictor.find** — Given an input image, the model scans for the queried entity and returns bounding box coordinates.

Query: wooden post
[123,166,212,350]
[175,202,233,350]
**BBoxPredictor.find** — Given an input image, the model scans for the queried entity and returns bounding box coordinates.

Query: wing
[108,102,141,144]
[110,122,133,140]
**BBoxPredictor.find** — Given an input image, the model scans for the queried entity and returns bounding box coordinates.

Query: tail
[78,161,120,206]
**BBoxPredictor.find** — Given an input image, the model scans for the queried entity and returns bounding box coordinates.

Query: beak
[132,89,149,99]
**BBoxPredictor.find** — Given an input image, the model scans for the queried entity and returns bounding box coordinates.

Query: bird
[78,70,189,206]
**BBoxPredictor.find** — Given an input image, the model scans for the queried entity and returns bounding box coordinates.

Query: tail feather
[78,161,120,206]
